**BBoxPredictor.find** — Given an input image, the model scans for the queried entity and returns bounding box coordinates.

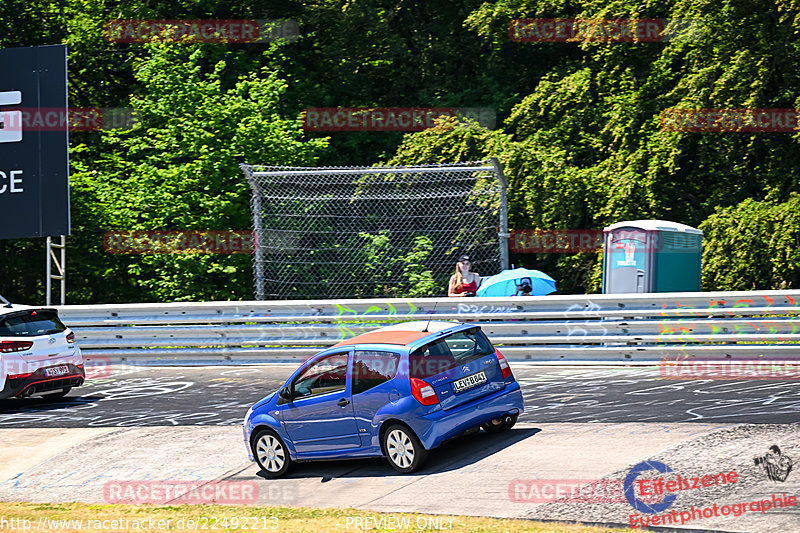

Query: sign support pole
[46,235,66,305]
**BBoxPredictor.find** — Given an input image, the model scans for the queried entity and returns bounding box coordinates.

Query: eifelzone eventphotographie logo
[754,445,793,482]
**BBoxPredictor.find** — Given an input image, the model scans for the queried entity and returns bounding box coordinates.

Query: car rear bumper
[412,382,524,450]
[0,363,85,399]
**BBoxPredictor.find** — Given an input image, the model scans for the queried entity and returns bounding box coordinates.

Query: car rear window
[0,310,66,337]
[410,327,495,379]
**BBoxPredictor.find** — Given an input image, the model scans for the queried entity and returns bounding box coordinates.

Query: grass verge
[0,502,633,532]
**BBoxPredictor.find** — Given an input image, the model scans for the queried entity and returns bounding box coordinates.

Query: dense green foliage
[700,195,800,290]
[69,44,327,302]
[2,0,799,302]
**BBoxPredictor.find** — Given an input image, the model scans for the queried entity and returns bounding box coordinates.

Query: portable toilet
[602,220,703,293]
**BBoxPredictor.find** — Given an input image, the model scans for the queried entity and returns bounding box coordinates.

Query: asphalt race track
[1,364,798,532]
[0,364,799,427]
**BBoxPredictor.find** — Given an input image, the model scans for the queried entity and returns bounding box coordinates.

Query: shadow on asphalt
[0,395,104,411]
[257,427,541,481]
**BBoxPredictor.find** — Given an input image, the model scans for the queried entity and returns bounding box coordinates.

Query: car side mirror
[278,386,294,401]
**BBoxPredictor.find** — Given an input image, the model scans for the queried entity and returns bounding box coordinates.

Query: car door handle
[337,398,350,407]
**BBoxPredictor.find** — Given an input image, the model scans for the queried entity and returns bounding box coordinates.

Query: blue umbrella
[476,268,557,297]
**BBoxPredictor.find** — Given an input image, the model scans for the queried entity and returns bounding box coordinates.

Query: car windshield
[0,310,66,337]
[410,327,495,379]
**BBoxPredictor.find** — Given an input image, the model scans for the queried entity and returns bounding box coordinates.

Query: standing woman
[448,255,481,297]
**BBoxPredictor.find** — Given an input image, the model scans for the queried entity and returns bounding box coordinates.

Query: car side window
[292,352,349,399]
[352,350,400,395]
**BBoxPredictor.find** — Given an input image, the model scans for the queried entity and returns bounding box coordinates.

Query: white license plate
[44,365,69,377]
[451,371,487,393]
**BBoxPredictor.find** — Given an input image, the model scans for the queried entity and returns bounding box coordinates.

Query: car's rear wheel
[481,413,518,433]
[383,424,428,473]
[252,429,292,478]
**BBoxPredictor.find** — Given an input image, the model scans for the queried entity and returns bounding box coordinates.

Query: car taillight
[410,378,439,406]
[66,332,75,343]
[0,340,33,353]
[496,349,513,379]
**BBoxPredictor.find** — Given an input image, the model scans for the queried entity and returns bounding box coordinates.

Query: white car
[0,296,84,400]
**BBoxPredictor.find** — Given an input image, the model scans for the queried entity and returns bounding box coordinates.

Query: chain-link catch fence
[240,159,509,300]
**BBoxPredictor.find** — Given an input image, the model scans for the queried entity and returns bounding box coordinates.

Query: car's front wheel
[252,429,292,478]
[383,424,428,474]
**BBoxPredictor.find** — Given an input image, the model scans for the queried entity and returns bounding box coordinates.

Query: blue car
[243,320,524,476]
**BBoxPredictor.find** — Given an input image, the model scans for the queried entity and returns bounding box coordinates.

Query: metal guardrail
[56,290,800,364]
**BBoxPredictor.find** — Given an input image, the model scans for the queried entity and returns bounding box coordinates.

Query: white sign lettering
[0,170,24,193]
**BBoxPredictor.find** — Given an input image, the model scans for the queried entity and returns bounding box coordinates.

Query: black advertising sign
[0,45,70,239]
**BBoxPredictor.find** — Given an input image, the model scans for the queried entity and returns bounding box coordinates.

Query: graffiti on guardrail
[656,319,800,344]
[657,294,797,316]
[334,301,419,340]
[54,292,800,366]
[656,324,698,345]
[563,302,609,339]
[456,303,517,314]
[652,293,800,345]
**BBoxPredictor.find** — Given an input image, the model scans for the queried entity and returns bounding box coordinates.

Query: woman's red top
[457,280,479,294]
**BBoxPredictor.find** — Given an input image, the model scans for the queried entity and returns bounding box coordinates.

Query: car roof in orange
[333,329,432,348]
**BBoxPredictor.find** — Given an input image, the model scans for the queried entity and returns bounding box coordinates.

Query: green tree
[701,195,800,290]
[6,0,800,300]
[461,0,800,292]
[67,43,328,302]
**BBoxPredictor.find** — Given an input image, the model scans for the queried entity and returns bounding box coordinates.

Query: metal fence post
[241,164,265,300]
[490,157,510,270]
